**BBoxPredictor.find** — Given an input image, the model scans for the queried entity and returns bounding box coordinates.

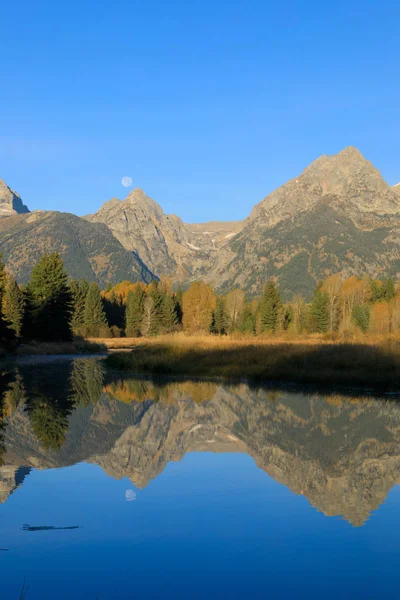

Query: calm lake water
[1,358,400,599]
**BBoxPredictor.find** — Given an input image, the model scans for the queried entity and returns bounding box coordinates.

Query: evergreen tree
[69,279,89,332]
[352,304,370,333]
[83,282,108,336]
[281,305,293,331]
[260,281,282,333]
[239,303,256,335]
[26,253,72,341]
[370,280,383,302]
[311,285,330,333]
[161,294,178,332]
[0,256,11,340]
[174,286,184,324]
[212,297,229,334]
[3,277,25,338]
[148,281,164,334]
[125,288,146,337]
[383,278,396,301]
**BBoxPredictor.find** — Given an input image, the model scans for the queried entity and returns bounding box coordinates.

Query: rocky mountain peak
[248,146,400,231]
[0,179,29,216]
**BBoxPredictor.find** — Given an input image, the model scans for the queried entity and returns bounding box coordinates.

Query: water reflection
[1,358,400,526]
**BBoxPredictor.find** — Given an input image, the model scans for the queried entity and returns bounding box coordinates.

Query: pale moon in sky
[121,176,133,188]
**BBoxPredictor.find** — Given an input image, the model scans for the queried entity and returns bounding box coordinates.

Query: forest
[0,252,399,349]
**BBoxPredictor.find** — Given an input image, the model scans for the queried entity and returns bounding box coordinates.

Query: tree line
[1,253,399,345]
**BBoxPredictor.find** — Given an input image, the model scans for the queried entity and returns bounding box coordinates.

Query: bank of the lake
[0,338,107,361]
[105,334,400,389]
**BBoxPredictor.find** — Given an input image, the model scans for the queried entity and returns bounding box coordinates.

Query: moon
[121,176,133,188]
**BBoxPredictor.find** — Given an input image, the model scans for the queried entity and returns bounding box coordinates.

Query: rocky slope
[0,179,29,216]
[0,210,155,286]
[86,188,242,281]
[3,366,400,527]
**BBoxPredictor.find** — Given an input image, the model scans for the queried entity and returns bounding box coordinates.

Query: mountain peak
[337,146,364,159]
[0,179,29,216]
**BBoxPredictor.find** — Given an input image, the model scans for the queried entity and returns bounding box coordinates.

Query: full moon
[121,176,133,188]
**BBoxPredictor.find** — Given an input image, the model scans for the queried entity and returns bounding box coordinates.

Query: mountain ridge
[2,146,400,296]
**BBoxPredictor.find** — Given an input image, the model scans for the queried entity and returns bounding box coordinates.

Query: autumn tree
[141,296,157,336]
[224,289,246,332]
[321,274,341,331]
[182,282,216,334]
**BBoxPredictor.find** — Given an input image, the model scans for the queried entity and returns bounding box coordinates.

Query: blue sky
[1,0,399,222]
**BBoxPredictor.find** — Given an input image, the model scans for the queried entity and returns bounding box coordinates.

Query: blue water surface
[1,453,400,600]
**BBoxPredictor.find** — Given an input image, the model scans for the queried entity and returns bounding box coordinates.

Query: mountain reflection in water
[1,358,400,527]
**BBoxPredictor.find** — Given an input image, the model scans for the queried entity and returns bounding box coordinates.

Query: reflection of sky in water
[1,455,400,599]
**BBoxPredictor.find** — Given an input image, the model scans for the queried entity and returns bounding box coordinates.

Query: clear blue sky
[1,0,399,222]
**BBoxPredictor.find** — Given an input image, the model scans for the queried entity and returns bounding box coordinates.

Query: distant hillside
[0,211,155,286]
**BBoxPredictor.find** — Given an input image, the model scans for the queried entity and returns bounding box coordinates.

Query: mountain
[0,179,29,216]
[3,366,400,527]
[206,148,400,297]
[0,210,155,286]
[85,148,400,298]
[2,146,400,295]
[86,188,242,282]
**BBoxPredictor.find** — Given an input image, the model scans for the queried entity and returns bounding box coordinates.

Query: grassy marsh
[105,334,400,389]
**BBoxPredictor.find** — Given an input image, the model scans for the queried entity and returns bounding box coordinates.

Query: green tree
[212,297,229,335]
[174,286,184,324]
[148,281,164,335]
[239,303,256,335]
[260,281,282,333]
[382,278,396,301]
[352,304,370,333]
[83,282,108,336]
[370,280,383,302]
[161,294,179,332]
[311,285,330,333]
[69,279,89,332]
[3,277,25,338]
[26,253,72,341]
[125,287,146,337]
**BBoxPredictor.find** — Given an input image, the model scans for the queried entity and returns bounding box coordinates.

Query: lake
[1,358,400,599]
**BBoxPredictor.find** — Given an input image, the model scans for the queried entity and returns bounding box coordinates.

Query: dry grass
[105,333,400,389]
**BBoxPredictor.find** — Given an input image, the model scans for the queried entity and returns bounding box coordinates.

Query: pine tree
[69,279,89,332]
[311,285,330,333]
[383,278,395,301]
[352,304,370,333]
[83,282,108,336]
[174,286,184,324]
[239,303,256,335]
[260,281,282,333]
[3,277,25,338]
[161,294,178,332]
[125,288,146,337]
[0,256,11,340]
[212,297,229,334]
[27,253,72,341]
[148,281,164,335]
